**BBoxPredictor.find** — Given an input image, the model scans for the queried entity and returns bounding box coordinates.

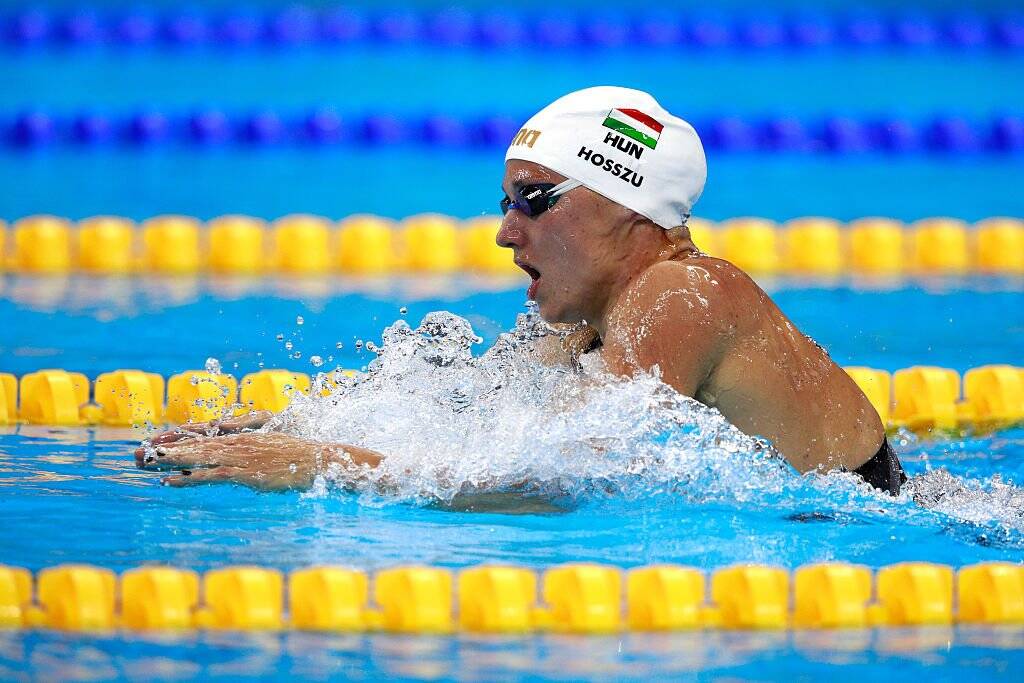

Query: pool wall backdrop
[3,0,1024,680]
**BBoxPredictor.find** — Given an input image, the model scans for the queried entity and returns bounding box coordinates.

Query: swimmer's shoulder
[633,255,750,306]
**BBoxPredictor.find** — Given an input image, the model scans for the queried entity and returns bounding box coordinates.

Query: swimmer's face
[497,160,639,324]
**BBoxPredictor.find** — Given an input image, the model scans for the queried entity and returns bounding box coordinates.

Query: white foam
[268,310,1024,537]
[271,310,792,505]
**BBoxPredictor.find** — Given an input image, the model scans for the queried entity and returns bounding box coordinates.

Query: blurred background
[1,0,1022,378]
[1,0,1023,222]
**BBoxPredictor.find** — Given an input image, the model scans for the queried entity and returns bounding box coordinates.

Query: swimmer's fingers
[212,411,274,434]
[146,440,249,470]
[163,465,308,492]
[162,466,248,488]
[144,422,219,452]
[137,413,274,465]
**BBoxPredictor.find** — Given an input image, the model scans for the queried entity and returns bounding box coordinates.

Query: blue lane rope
[3,109,1023,155]
[2,6,1023,52]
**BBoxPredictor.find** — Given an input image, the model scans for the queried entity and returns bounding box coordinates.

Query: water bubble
[276,334,285,342]
[257,361,265,368]
[365,341,379,353]
[335,341,343,349]
[296,315,304,325]
[327,355,334,362]
[204,357,222,374]
[310,355,324,367]
[285,341,294,351]
[292,351,303,359]
[400,307,408,315]
[355,340,363,350]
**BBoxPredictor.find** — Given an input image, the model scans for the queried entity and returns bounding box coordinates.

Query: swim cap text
[577,146,644,187]
[602,132,644,159]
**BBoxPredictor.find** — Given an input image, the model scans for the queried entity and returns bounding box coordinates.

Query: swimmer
[136,86,904,495]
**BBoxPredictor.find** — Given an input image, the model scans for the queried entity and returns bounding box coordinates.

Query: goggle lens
[499,183,558,217]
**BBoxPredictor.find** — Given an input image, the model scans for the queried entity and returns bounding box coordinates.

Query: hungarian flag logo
[602,108,664,150]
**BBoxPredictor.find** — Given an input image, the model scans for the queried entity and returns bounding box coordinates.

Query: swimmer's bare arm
[601,261,732,396]
[135,429,384,491]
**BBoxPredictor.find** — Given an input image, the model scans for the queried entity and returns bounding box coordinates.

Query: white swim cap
[505,86,706,229]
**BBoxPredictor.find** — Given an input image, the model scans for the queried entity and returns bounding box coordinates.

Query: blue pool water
[2,279,1024,679]
[4,0,1024,679]
[2,275,1022,378]
[3,628,1023,681]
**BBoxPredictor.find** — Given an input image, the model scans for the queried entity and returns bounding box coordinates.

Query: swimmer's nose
[496,214,525,250]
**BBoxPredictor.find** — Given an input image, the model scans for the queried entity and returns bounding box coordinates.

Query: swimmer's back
[604,255,884,474]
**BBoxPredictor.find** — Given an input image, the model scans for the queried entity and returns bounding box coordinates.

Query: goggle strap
[548,178,582,197]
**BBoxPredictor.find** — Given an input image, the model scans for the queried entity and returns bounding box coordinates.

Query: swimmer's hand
[135,410,275,462]
[135,432,383,491]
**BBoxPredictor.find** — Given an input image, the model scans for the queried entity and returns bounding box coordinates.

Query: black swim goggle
[500,178,582,218]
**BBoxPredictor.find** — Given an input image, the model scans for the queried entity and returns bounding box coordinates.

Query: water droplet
[296,315,304,325]
[399,306,408,315]
[335,341,343,349]
[285,340,294,350]
[327,355,334,362]
[276,333,284,342]
[355,340,363,350]
[289,463,298,473]
[310,355,324,367]
[291,351,302,359]
[257,361,265,368]
[204,357,221,374]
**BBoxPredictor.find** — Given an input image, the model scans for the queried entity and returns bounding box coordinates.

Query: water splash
[269,310,1024,539]
[273,310,790,506]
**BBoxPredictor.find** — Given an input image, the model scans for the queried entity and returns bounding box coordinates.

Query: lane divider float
[0,561,1022,632]
[4,6,1024,53]
[5,109,1024,154]
[1,214,1022,276]
[0,365,1021,430]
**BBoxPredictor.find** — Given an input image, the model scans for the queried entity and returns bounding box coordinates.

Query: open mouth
[516,261,541,299]
[518,263,540,280]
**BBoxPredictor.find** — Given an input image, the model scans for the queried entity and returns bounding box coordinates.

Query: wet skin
[497,160,883,474]
[133,412,381,490]
[137,159,883,488]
